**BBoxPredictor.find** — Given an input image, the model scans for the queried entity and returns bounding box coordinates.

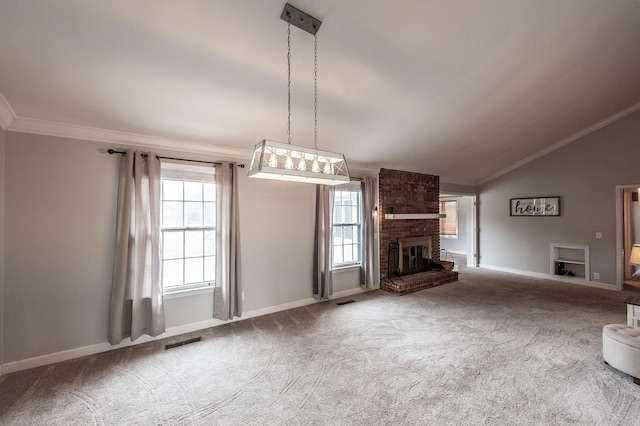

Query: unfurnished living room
[1,1,640,425]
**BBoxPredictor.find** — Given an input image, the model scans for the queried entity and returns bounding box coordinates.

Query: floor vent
[164,336,202,350]
[336,299,356,306]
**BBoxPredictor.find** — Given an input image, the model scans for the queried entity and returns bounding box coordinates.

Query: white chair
[602,324,640,385]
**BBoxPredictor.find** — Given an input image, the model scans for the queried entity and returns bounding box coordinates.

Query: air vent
[164,336,202,350]
[336,299,356,306]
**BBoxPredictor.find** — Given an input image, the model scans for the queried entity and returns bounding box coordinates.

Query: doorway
[439,194,478,269]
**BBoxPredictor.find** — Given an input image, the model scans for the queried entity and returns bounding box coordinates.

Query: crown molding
[0,91,17,130]
[7,114,378,173]
[7,117,254,159]
[440,177,477,187]
[477,101,640,186]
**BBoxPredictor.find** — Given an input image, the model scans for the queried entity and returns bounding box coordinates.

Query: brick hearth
[381,270,458,295]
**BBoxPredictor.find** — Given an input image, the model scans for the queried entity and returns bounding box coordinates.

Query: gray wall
[441,182,477,195]
[478,109,640,285]
[3,132,364,363]
[0,127,5,366]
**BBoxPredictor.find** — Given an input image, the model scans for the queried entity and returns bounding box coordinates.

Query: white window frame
[440,199,458,239]
[160,163,217,294]
[332,183,363,269]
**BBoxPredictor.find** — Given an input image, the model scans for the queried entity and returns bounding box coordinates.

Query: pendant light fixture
[248,3,350,185]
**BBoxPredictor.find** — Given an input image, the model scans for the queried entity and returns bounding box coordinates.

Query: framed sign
[510,196,560,216]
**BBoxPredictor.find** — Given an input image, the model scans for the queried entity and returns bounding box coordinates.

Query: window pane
[184,182,202,201]
[185,257,204,284]
[163,231,183,260]
[334,244,343,265]
[162,201,183,227]
[204,231,215,256]
[163,180,183,201]
[163,259,183,288]
[185,230,203,258]
[333,226,343,245]
[204,202,215,227]
[352,201,359,223]
[440,200,458,236]
[333,205,342,224]
[343,226,353,243]
[344,245,353,263]
[334,191,343,205]
[185,202,203,226]
[343,206,352,224]
[353,225,360,243]
[353,243,361,262]
[204,256,215,281]
[204,183,215,201]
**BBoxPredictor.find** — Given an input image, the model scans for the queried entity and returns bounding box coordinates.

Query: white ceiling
[1,1,640,185]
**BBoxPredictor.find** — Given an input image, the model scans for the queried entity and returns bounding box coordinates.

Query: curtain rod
[107,149,245,168]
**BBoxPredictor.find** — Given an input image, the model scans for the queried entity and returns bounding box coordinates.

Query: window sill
[440,235,458,239]
[332,264,361,273]
[163,285,215,300]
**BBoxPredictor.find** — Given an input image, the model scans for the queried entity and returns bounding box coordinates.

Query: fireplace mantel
[384,213,445,220]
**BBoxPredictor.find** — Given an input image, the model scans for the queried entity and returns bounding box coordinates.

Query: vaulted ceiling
[1,1,640,185]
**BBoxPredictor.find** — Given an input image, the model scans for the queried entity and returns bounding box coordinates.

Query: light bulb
[297,157,307,171]
[323,161,333,174]
[312,155,320,173]
[285,151,294,169]
[269,152,278,168]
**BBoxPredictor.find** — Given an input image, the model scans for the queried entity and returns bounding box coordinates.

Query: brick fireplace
[378,168,458,294]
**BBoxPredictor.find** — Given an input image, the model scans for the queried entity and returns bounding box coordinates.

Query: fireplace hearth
[383,236,457,295]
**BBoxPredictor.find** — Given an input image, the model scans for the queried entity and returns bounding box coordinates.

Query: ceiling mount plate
[281,3,322,35]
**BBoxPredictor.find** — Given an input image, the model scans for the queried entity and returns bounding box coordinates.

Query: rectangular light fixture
[248,140,350,185]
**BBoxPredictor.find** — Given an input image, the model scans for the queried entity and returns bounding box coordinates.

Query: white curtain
[213,162,242,320]
[360,176,379,289]
[109,150,164,345]
[313,185,334,300]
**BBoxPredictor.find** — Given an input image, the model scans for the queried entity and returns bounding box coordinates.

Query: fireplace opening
[402,245,429,274]
[399,237,432,276]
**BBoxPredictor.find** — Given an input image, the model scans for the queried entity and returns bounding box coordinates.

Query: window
[160,164,216,293]
[332,184,362,268]
[440,199,458,238]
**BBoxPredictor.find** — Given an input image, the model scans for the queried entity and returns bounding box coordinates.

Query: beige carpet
[1,268,639,425]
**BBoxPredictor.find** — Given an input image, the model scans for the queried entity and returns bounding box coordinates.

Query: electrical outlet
[593,272,600,280]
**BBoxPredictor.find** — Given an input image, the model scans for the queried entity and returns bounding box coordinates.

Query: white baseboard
[445,250,467,255]
[480,264,551,280]
[0,287,371,375]
[479,264,617,290]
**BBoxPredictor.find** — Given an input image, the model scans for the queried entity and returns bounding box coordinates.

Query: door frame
[439,192,478,268]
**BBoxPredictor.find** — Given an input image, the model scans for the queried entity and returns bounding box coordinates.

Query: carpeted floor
[1,268,639,425]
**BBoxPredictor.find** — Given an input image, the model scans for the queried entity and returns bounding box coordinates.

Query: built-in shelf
[553,258,585,265]
[384,213,446,220]
[550,243,590,284]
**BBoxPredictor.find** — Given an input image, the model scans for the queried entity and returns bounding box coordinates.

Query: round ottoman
[602,324,640,384]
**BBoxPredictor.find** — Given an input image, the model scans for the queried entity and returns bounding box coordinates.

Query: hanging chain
[314,34,318,149]
[287,23,292,145]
